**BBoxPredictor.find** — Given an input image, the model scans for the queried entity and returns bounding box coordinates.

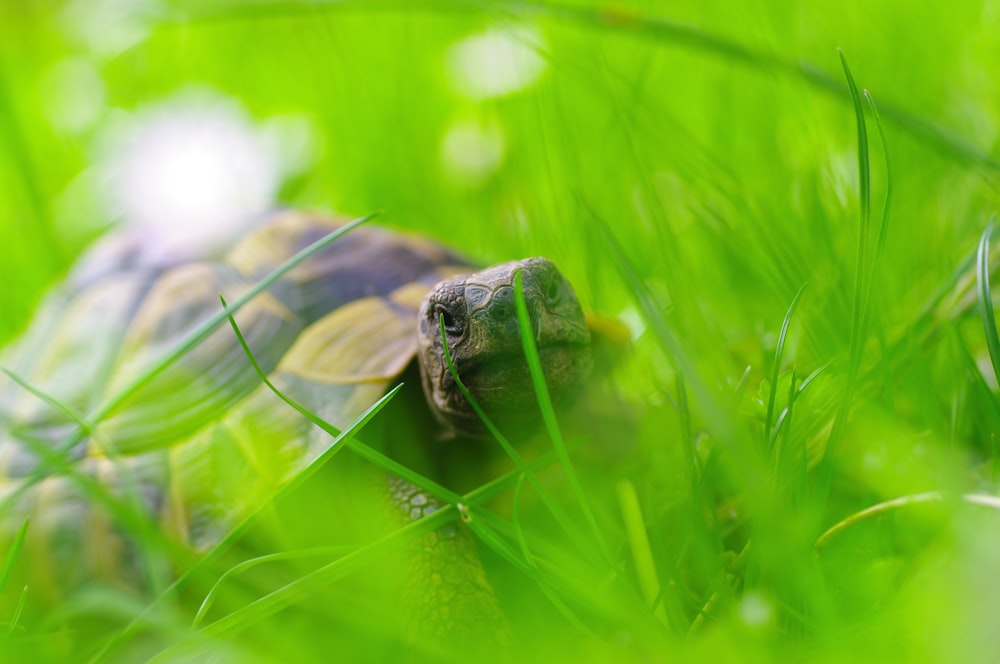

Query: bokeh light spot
[95,89,282,256]
[440,116,506,187]
[446,28,547,100]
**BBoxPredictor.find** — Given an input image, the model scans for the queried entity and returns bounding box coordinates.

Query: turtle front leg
[388,476,511,661]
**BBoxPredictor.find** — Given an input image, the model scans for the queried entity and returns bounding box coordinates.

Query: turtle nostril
[489,286,515,321]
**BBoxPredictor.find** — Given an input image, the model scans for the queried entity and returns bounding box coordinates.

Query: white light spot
[617,305,645,340]
[739,592,774,628]
[446,28,547,100]
[39,58,106,135]
[61,0,157,58]
[96,89,282,257]
[440,116,506,187]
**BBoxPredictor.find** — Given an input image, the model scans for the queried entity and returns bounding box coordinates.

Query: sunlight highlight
[446,28,547,100]
[96,90,294,257]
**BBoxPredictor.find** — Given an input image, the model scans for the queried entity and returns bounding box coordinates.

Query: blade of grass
[5,586,28,636]
[993,434,1000,484]
[947,327,1000,443]
[840,49,871,384]
[513,268,613,566]
[863,91,894,302]
[191,546,355,627]
[815,492,1000,549]
[729,365,752,411]
[768,368,798,449]
[817,52,877,502]
[688,539,750,634]
[674,373,700,486]
[0,520,29,594]
[586,201,766,496]
[764,360,834,463]
[976,219,1000,386]
[508,474,592,635]
[856,90,895,392]
[616,479,672,629]
[770,369,800,497]
[764,283,806,451]
[436,313,592,557]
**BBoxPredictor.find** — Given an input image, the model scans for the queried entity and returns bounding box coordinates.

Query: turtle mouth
[453,341,592,430]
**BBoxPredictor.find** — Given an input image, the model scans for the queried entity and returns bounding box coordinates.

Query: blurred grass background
[2,0,1000,662]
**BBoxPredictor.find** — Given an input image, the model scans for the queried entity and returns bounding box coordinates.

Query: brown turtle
[0,211,596,657]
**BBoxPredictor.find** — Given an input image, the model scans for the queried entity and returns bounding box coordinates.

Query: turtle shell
[0,211,472,589]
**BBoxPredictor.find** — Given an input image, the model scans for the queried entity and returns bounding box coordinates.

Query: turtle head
[417,257,592,438]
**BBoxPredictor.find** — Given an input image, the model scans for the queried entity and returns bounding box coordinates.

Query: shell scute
[96,262,303,455]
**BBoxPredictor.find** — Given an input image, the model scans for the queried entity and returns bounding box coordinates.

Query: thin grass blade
[0,520,29,594]
[436,314,591,554]
[814,491,1000,549]
[513,269,613,565]
[976,219,1000,386]
[5,585,28,636]
[616,479,672,629]
[819,53,876,499]
[192,546,355,627]
[764,283,806,450]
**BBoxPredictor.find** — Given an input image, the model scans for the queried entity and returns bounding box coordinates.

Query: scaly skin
[390,476,511,658]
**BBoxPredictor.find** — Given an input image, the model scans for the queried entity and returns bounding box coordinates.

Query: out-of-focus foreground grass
[2,0,1000,662]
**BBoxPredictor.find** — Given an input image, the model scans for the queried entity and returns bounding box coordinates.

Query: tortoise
[0,211,596,656]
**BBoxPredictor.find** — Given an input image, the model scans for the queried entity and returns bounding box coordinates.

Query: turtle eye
[435,305,463,337]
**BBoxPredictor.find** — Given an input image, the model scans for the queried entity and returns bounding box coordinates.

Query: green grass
[2,0,1000,662]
